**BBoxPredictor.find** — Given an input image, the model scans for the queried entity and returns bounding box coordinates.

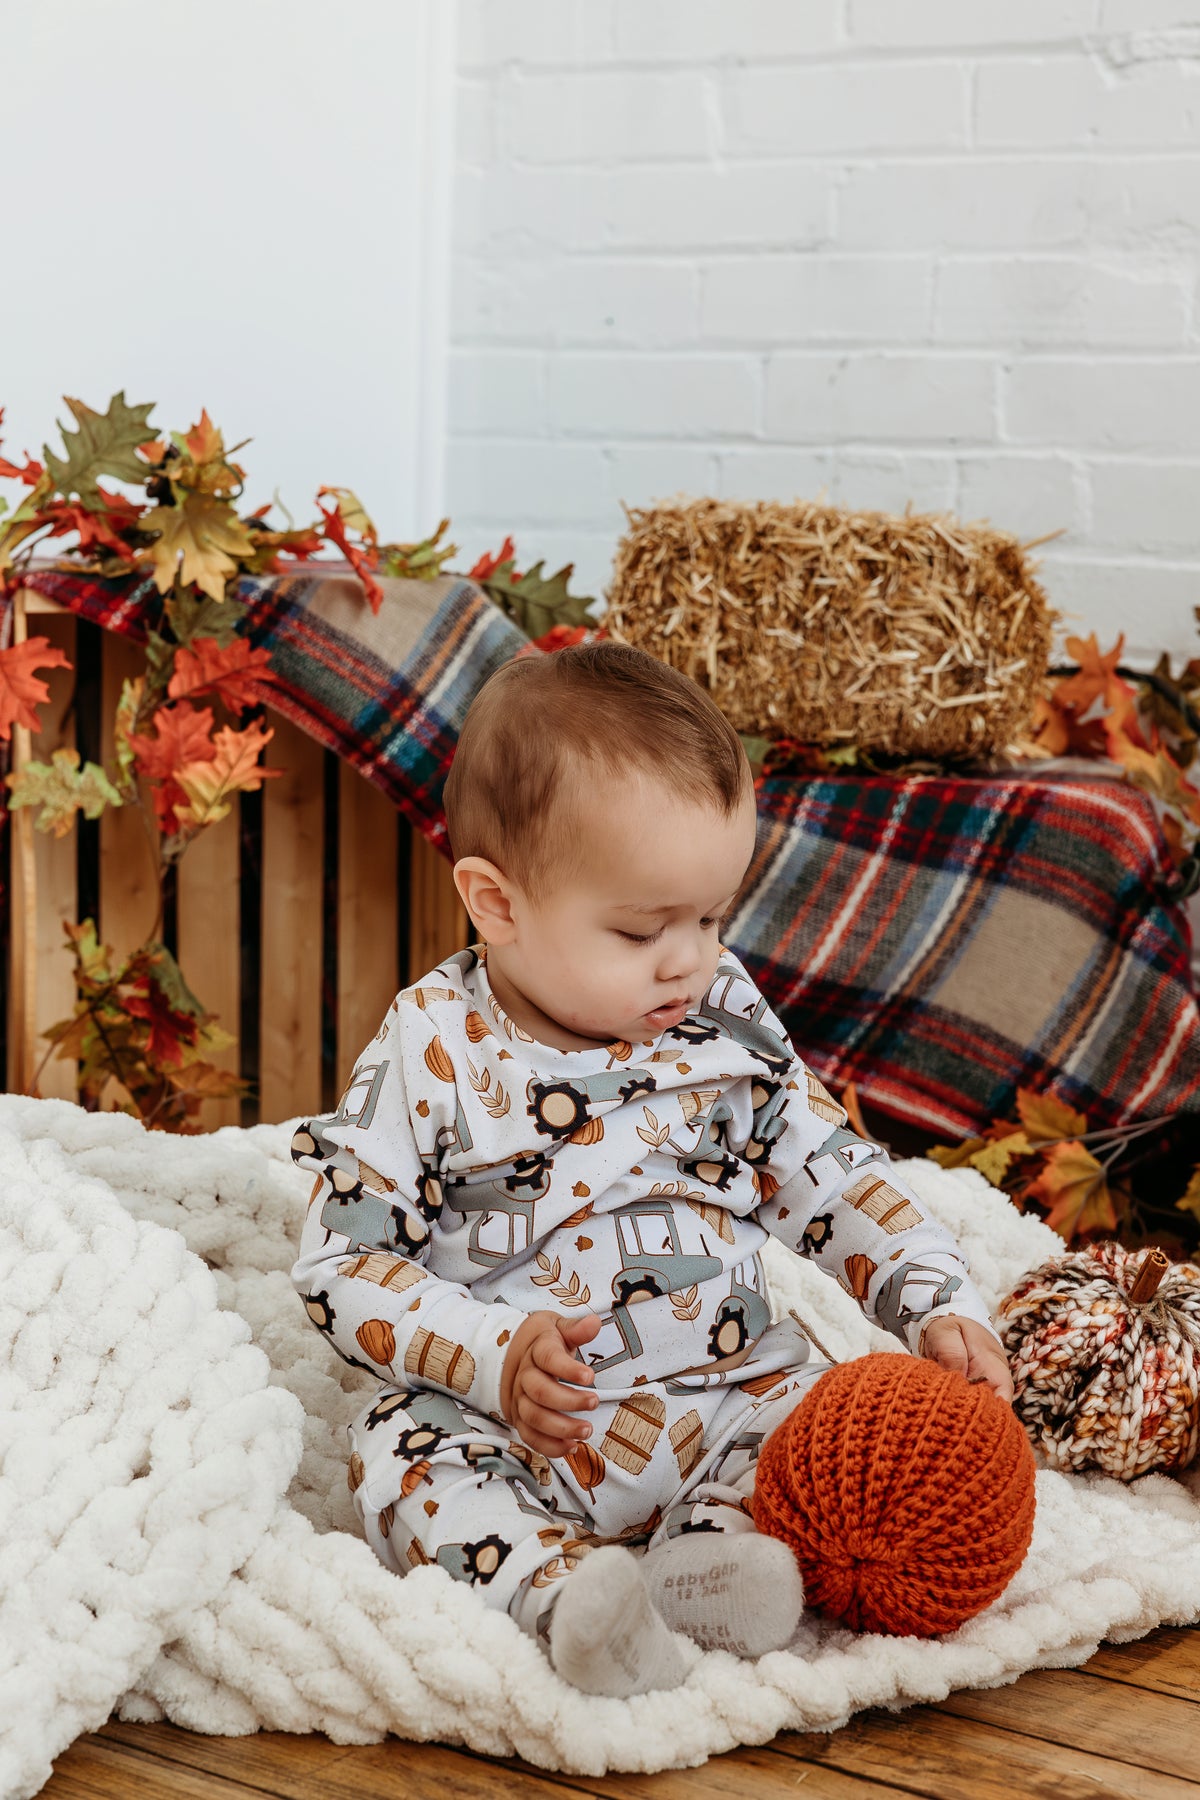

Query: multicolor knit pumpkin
[751,1353,1036,1638]
[999,1242,1200,1481]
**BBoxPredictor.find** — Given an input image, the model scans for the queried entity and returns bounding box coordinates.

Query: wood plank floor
[42,1624,1200,1800]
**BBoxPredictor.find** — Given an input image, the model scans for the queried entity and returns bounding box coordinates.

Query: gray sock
[549,1545,690,1698]
[641,1530,806,1657]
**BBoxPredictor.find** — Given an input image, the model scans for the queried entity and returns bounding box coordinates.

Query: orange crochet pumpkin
[751,1352,1036,1638]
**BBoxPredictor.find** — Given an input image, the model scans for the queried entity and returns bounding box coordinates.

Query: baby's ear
[454,856,517,942]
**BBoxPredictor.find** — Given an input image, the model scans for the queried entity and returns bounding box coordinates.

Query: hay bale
[606,498,1057,759]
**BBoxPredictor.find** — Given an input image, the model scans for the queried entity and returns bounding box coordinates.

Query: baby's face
[502,775,758,1048]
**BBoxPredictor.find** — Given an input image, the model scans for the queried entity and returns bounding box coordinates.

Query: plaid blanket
[738,771,1200,1136]
[7,567,1199,1137]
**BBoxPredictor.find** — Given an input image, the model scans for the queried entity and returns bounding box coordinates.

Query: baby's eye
[617,928,664,945]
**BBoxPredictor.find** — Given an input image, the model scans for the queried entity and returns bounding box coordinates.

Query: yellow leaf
[140,491,255,603]
[1016,1088,1089,1144]
[5,746,122,837]
[174,720,280,829]
[928,1135,989,1170]
[316,485,377,544]
[1176,1166,1200,1223]
[967,1131,1032,1187]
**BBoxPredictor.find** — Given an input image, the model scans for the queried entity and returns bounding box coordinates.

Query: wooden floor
[43,1624,1200,1799]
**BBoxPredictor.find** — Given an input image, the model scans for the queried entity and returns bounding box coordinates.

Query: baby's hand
[920,1314,1014,1406]
[500,1310,601,1459]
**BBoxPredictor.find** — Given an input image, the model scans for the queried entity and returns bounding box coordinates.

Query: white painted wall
[1,0,454,540]
[448,0,1200,668]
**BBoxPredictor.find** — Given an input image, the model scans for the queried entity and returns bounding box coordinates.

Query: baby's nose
[658,935,703,983]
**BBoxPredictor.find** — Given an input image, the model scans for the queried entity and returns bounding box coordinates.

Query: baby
[290,641,1013,1697]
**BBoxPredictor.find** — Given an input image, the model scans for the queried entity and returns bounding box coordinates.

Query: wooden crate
[3,589,470,1128]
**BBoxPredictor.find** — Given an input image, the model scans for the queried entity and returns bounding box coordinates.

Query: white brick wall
[448,0,1200,670]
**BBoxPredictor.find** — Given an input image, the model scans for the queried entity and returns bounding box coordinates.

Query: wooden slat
[257,711,324,1123]
[6,589,39,1092]
[96,1723,911,1800]
[94,1727,581,1800]
[409,828,468,981]
[176,800,242,1130]
[27,609,80,1100]
[48,1733,303,1800]
[98,1721,357,1793]
[99,633,160,965]
[780,1705,1200,1799]
[335,760,399,1094]
[936,1663,1200,1782]
[521,1741,913,1798]
[21,590,67,614]
[1082,1626,1200,1703]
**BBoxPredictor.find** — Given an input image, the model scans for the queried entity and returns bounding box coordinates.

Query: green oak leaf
[5,746,122,836]
[166,587,247,648]
[43,392,158,508]
[479,559,597,641]
[133,941,207,1020]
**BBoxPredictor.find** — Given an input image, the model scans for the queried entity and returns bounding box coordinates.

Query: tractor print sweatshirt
[290,944,999,1420]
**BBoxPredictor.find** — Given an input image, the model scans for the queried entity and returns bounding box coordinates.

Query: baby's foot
[641,1530,805,1657]
[549,1545,690,1698]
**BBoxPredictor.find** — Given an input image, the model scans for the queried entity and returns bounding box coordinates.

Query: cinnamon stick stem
[1128,1246,1170,1305]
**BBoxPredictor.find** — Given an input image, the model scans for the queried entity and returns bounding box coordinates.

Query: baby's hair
[443,640,753,901]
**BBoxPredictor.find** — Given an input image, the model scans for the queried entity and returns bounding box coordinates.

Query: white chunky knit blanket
[4,1094,1200,1800]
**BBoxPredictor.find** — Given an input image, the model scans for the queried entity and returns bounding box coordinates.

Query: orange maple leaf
[184,410,223,466]
[167,636,278,717]
[1055,634,1125,717]
[174,719,281,829]
[1027,1142,1118,1240]
[131,703,217,832]
[0,636,72,741]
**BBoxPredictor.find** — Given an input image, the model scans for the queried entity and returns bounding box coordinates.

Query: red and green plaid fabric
[736,770,1200,1136]
[6,568,1198,1137]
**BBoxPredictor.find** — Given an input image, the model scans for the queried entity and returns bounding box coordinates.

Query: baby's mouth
[645,998,691,1026]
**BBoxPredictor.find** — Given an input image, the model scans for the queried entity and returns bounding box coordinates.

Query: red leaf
[124,981,200,1067]
[469,537,517,584]
[316,500,383,614]
[167,637,278,716]
[39,488,144,557]
[531,623,596,653]
[0,636,72,741]
[0,408,43,485]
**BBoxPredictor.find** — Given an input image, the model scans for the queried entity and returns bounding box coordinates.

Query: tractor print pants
[346,1319,829,1643]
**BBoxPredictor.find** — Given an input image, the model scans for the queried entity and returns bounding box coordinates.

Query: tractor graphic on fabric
[525,1068,657,1138]
[585,1201,773,1374]
[450,1152,556,1268]
[706,1263,772,1363]
[873,1258,963,1339]
[586,1199,723,1373]
[802,1124,887,1195]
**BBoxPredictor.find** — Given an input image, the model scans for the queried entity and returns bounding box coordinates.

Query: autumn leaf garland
[0,391,599,1128]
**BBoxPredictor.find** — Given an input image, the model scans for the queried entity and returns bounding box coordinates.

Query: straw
[606,498,1057,759]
